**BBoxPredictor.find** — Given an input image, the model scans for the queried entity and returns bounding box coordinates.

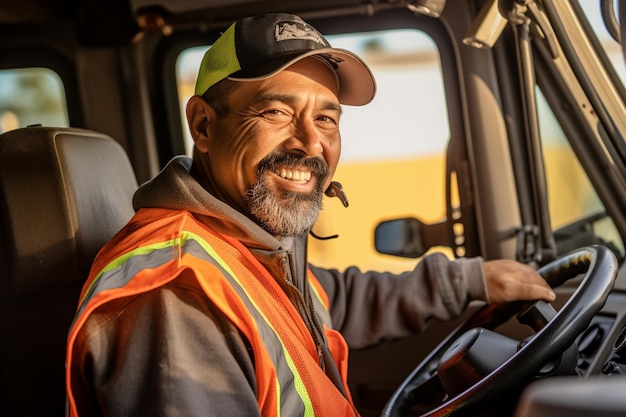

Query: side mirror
[374,217,450,259]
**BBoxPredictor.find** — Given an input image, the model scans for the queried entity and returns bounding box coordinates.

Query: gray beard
[244,154,328,236]
[245,175,324,236]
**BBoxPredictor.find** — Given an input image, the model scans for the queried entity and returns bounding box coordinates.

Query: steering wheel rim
[381,245,617,417]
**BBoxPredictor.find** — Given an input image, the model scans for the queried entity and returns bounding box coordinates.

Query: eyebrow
[253,93,342,115]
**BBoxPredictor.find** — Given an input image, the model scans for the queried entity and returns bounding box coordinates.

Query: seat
[0,126,138,417]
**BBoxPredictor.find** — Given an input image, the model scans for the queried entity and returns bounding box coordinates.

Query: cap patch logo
[275,21,326,45]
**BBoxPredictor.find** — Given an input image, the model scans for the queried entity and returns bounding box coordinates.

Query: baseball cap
[194,13,376,106]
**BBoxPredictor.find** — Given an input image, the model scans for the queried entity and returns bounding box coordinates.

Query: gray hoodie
[69,155,488,417]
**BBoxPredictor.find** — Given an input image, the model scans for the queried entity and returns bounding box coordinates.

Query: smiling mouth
[274,168,312,183]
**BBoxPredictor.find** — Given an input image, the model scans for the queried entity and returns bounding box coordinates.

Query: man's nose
[285,120,324,156]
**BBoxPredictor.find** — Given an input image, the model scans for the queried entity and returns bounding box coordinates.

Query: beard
[244,153,329,236]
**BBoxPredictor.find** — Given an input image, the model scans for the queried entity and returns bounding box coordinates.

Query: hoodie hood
[132,156,313,290]
[133,156,282,251]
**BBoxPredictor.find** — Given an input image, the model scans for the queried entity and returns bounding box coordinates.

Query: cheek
[238,147,280,193]
[325,134,341,168]
[321,143,341,190]
[213,122,261,174]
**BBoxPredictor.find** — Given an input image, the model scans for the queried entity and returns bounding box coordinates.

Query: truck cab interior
[2,0,626,416]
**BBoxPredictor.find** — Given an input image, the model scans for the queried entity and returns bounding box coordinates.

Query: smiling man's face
[190,56,342,236]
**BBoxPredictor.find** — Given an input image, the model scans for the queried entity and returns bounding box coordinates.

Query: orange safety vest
[66,208,358,417]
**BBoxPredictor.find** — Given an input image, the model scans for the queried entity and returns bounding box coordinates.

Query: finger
[515,283,556,303]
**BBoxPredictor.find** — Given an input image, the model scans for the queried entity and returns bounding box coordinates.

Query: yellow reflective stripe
[188,231,315,416]
[80,231,316,415]
[78,237,182,308]
[308,281,328,311]
[275,375,281,417]
[307,272,332,330]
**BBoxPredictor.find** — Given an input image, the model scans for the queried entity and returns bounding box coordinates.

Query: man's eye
[263,109,284,116]
[317,115,337,124]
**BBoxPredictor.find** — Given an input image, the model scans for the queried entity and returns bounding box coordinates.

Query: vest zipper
[285,279,326,371]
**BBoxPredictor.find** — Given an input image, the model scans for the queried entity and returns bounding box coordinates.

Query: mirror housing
[374,217,450,258]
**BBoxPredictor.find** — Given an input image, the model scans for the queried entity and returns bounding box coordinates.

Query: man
[65,13,556,417]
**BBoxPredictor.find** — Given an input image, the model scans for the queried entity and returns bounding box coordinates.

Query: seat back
[0,126,138,416]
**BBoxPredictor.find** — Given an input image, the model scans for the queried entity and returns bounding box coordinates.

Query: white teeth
[275,168,311,182]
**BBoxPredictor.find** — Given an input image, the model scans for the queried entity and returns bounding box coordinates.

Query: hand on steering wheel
[381,245,617,417]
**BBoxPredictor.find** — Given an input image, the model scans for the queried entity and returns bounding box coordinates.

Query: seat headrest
[0,126,138,300]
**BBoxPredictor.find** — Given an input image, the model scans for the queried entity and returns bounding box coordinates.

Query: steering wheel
[381,245,617,417]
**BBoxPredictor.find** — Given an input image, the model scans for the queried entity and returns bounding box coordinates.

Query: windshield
[536,0,626,258]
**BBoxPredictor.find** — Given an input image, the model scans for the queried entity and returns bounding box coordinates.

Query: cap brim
[228,48,376,106]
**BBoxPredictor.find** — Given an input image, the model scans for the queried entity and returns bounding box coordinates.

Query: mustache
[257,152,329,177]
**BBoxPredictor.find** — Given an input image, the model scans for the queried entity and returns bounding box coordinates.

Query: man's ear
[186,95,216,153]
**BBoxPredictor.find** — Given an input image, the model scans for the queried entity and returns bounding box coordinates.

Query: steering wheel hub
[438,327,519,397]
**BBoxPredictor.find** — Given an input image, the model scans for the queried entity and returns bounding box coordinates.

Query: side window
[310,30,449,273]
[176,50,205,153]
[0,68,68,133]
[175,29,450,273]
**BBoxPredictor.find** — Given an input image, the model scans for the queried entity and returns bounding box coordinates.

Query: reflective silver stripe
[308,277,332,329]
[75,233,309,416]
[75,239,177,318]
